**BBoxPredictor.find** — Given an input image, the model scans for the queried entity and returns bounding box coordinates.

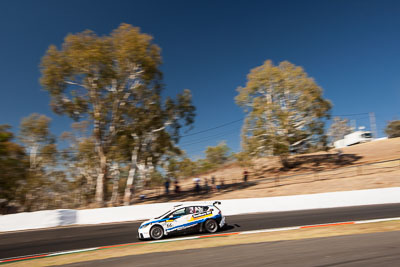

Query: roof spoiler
[213,201,221,206]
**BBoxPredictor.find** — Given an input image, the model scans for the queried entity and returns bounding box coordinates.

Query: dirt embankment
[137,138,400,203]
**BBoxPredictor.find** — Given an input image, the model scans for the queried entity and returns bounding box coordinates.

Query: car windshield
[362,133,372,138]
[171,208,186,217]
[154,210,171,219]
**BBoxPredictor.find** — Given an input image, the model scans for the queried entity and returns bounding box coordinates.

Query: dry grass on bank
[135,138,400,203]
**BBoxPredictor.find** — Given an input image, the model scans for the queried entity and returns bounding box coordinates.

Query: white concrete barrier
[0,210,63,232]
[1,187,399,232]
[77,202,177,225]
[218,187,400,216]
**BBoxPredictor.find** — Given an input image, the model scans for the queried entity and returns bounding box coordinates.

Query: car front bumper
[138,227,151,239]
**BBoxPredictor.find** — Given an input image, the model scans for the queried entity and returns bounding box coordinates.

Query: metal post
[369,112,378,138]
[351,119,357,132]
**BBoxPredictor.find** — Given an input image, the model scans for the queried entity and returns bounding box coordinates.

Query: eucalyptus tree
[235,60,331,167]
[205,141,231,166]
[119,88,195,205]
[19,114,56,170]
[41,24,195,205]
[328,117,352,143]
[0,125,28,213]
[385,120,400,138]
[18,114,59,210]
[60,121,98,206]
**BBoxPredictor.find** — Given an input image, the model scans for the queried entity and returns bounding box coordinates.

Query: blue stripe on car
[139,216,180,229]
[166,214,221,232]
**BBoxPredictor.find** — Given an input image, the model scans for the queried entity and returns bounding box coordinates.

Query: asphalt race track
[63,231,400,267]
[1,203,400,259]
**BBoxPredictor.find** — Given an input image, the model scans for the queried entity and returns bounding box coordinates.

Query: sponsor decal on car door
[166,208,189,232]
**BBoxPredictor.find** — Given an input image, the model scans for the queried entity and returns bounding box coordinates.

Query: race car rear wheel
[150,225,164,240]
[204,219,218,233]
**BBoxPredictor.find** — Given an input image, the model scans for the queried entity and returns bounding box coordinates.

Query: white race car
[138,201,225,240]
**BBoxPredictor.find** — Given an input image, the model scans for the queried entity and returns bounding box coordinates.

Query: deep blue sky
[1,0,399,158]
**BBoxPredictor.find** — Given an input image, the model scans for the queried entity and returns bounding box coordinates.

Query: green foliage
[40,24,195,205]
[178,157,198,177]
[234,151,254,168]
[40,23,163,123]
[19,114,55,145]
[235,60,331,162]
[205,141,231,166]
[149,171,164,188]
[17,114,67,211]
[1,121,68,213]
[167,142,233,177]
[60,121,98,205]
[0,125,28,209]
[166,157,198,179]
[195,158,216,174]
[385,120,400,138]
[18,113,57,169]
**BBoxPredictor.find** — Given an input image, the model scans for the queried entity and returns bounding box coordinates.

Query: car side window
[186,206,196,214]
[185,206,204,214]
[195,206,204,213]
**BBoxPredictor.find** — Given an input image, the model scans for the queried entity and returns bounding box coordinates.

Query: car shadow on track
[160,223,240,240]
[220,224,238,232]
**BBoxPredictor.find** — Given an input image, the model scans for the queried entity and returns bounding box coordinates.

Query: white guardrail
[1,187,400,232]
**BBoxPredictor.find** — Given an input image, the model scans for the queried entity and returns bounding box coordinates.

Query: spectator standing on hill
[218,177,224,190]
[174,179,180,194]
[204,178,209,193]
[243,170,249,182]
[211,176,216,191]
[193,177,201,194]
[165,177,170,195]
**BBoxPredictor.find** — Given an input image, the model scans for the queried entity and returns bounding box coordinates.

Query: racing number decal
[188,211,212,222]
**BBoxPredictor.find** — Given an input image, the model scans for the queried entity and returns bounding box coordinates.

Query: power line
[29,151,77,155]
[332,112,369,117]
[26,112,377,156]
[180,125,241,145]
[180,118,243,138]
[181,113,371,140]
[180,129,240,147]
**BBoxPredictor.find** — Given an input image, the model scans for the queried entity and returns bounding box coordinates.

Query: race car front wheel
[204,219,218,233]
[150,225,164,240]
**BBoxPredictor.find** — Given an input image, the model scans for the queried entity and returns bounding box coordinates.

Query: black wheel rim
[206,220,216,231]
[152,227,162,238]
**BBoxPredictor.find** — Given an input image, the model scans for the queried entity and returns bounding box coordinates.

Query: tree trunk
[95,149,107,206]
[29,145,39,170]
[123,149,138,205]
[137,162,146,189]
[144,157,154,188]
[110,179,119,205]
[110,164,120,206]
